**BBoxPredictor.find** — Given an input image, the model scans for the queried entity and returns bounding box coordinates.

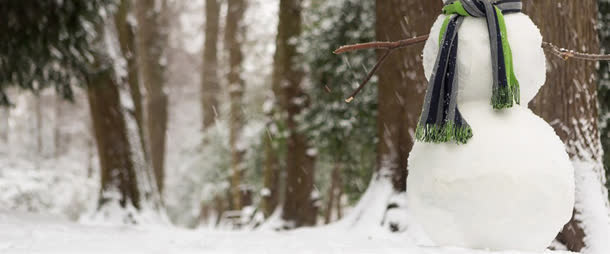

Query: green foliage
[302,0,377,203]
[598,0,610,196]
[0,0,115,105]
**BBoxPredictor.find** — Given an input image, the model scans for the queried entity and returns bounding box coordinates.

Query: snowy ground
[0,212,573,254]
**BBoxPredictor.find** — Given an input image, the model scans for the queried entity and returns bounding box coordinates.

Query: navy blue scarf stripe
[493,7,509,93]
[423,16,461,125]
[443,32,460,122]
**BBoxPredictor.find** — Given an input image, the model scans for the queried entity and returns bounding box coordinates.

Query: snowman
[406,0,575,251]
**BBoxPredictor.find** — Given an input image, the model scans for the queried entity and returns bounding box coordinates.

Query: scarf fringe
[415,122,473,144]
[492,85,514,109]
[492,81,521,110]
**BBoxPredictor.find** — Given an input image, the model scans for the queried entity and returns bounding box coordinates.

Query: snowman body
[406,12,575,251]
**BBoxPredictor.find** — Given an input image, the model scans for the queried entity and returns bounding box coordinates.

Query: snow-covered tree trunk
[116,0,148,161]
[273,0,317,228]
[136,0,169,194]
[87,31,141,211]
[202,0,221,130]
[525,1,610,252]
[225,0,247,211]
[88,77,141,211]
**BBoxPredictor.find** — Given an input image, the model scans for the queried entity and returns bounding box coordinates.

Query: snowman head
[423,9,546,105]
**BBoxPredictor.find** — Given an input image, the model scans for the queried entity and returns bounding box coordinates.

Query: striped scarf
[415,0,522,144]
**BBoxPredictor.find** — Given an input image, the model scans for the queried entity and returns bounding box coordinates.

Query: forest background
[0,0,609,253]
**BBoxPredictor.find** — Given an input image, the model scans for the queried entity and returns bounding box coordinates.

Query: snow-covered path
[0,212,572,254]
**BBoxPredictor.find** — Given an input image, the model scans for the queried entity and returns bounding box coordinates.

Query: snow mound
[0,211,576,254]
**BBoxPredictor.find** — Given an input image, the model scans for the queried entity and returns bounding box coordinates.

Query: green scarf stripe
[439,1,468,45]
[439,15,453,46]
[443,1,470,17]
[494,7,520,105]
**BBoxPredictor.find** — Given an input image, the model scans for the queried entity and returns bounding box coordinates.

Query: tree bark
[262,132,280,218]
[53,94,62,158]
[88,72,141,210]
[116,0,148,161]
[202,0,222,130]
[598,0,610,200]
[87,123,94,179]
[225,0,247,211]
[214,194,228,226]
[335,171,343,220]
[524,1,609,251]
[375,0,441,191]
[0,107,7,144]
[35,93,42,157]
[136,0,169,194]
[274,0,317,228]
[324,164,341,224]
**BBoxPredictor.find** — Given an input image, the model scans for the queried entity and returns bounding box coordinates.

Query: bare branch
[542,42,610,61]
[345,50,392,103]
[333,35,429,55]
[335,34,610,102]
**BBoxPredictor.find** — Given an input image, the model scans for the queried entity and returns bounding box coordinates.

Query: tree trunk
[274,0,317,228]
[202,0,221,130]
[116,0,148,161]
[0,107,7,144]
[598,0,610,199]
[88,72,141,210]
[262,133,280,218]
[53,94,62,158]
[214,194,228,226]
[225,0,247,211]
[524,1,610,252]
[375,0,441,192]
[324,164,341,224]
[35,93,42,158]
[136,0,169,194]
[335,171,343,220]
[87,123,94,179]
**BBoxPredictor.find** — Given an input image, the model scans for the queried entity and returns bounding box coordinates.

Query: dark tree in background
[375,0,441,192]
[225,0,247,211]
[115,0,147,161]
[136,0,170,194]
[272,0,317,228]
[202,0,222,131]
[525,0,609,252]
[87,55,141,211]
[598,0,610,195]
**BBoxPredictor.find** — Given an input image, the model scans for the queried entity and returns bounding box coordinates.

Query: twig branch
[333,35,429,55]
[345,50,392,103]
[335,34,610,102]
[541,42,610,61]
